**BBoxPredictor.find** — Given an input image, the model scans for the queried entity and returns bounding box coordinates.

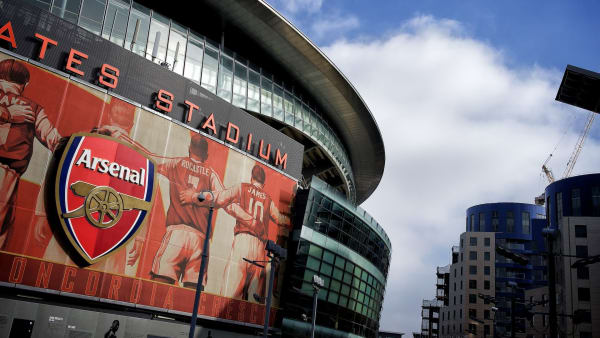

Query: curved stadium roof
[148,0,386,204]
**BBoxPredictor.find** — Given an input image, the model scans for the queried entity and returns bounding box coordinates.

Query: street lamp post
[310,275,324,338]
[262,240,287,338]
[189,191,215,338]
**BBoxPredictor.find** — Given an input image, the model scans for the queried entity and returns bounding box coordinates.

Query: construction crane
[536,111,595,205]
[563,111,596,178]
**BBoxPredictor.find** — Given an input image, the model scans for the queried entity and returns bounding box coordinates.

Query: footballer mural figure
[216,164,290,301]
[150,133,226,288]
[0,59,61,249]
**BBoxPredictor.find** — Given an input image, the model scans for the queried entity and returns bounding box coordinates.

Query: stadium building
[0,0,390,337]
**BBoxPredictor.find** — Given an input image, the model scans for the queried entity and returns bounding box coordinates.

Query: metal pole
[311,287,318,338]
[547,236,558,338]
[189,200,214,338]
[263,257,278,338]
[510,298,515,338]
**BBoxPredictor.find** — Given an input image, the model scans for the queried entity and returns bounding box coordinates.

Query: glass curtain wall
[102,0,130,46]
[166,21,187,75]
[183,32,204,84]
[146,11,169,64]
[201,44,219,93]
[78,0,106,35]
[124,2,150,55]
[232,61,248,108]
[51,0,82,24]
[217,53,234,102]
[247,70,261,113]
[260,76,273,117]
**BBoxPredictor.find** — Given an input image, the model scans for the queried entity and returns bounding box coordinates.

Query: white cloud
[322,15,600,333]
[311,14,359,40]
[269,0,323,14]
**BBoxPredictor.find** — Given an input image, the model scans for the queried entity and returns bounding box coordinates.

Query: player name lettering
[75,148,146,186]
[247,187,266,200]
[0,94,29,107]
[181,160,210,176]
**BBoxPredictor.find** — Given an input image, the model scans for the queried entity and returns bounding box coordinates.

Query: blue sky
[266,0,600,334]
[271,0,600,71]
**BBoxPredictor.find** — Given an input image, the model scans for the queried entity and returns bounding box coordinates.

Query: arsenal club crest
[55,133,156,264]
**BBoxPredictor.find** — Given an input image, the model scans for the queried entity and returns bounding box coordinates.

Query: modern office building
[545,174,600,338]
[437,203,547,337]
[0,0,389,337]
[420,299,442,338]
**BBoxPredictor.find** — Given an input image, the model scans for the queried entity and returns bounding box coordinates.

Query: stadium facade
[0,0,390,337]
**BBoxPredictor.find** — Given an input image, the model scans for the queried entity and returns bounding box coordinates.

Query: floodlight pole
[189,191,215,338]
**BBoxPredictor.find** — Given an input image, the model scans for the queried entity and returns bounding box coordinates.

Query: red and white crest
[55,133,156,264]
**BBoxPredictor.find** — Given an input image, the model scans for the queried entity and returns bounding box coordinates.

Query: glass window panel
[328,292,339,304]
[323,251,334,264]
[24,0,52,11]
[183,32,203,84]
[309,245,322,258]
[358,292,365,303]
[247,70,260,112]
[352,277,360,289]
[354,266,362,277]
[345,262,354,273]
[306,256,320,271]
[318,290,327,301]
[320,262,332,276]
[356,303,363,314]
[217,55,234,102]
[343,272,352,285]
[333,268,343,281]
[79,0,106,35]
[260,77,273,117]
[146,12,169,64]
[303,270,314,282]
[302,104,311,134]
[166,21,187,75]
[284,91,294,125]
[201,46,219,93]
[52,0,82,24]
[272,85,284,121]
[232,61,248,108]
[341,284,350,296]
[339,295,348,307]
[335,256,345,269]
[321,276,330,288]
[330,280,341,292]
[124,2,150,56]
[348,299,355,310]
[294,97,303,128]
[101,0,129,46]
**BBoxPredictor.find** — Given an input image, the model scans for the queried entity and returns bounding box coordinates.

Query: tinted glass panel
[200,46,219,93]
[79,0,106,35]
[52,0,82,24]
[166,21,187,75]
[102,0,129,46]
[125,2,150,56]
[146,12,169,64]
[183,32,203,83]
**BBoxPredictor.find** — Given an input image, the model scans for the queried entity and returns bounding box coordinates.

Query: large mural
[0,52,296,326]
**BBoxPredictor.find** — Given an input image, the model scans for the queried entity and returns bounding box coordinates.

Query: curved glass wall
[27,0,357,201]
[282,177,391,337]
